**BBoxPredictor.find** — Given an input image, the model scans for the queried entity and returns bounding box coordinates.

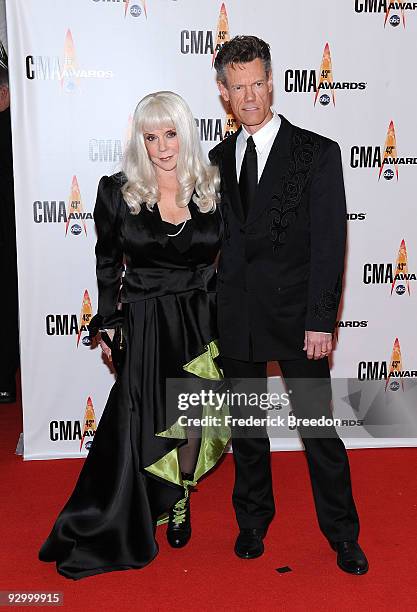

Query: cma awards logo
[33,175,93,236]
[181,2,230,65]
[25,29,113,91]
[195,111,239,142]
[49,396,97,451]
[358,338,417,391]
[89,114,133,162]
[93,0,178,19]
[92,0,147,19]
[347,212,367,221]
[350,120,417,180]
[284,42,367,107]
[45,289,94,347]
[354,1,417,28]
[334,320,368,342]
[89,138,123,163]
[363,239,416,295]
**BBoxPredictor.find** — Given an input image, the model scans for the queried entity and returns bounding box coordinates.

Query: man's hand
[303,330,333,360]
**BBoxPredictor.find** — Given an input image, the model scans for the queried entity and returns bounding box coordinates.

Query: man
[0,45,19,404]
[209,36,368,574]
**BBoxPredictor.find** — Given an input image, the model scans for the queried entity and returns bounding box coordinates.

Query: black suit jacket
[209,114,347,362]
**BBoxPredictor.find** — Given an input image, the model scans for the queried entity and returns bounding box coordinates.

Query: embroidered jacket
[209,114,347,361]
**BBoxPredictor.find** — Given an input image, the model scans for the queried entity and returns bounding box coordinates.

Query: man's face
[218,58,273,133]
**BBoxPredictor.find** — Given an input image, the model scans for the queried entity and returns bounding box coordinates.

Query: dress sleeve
[305,140,347,333]
[89,175,124,337]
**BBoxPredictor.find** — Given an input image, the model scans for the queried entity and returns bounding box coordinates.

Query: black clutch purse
[111,326,126,374]
[100,327,126,375]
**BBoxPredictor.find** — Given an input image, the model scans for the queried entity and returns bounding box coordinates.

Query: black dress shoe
[166,494,191,548]
[0,390,16,404]
[234,529,265,559]
[331,541,369,575]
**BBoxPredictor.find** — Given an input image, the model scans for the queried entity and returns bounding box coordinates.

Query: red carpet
[1,394,416,611]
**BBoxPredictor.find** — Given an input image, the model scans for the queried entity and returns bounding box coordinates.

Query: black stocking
[178,432,201,479]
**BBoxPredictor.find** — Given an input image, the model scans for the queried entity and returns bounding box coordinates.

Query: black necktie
[239,136,257,220]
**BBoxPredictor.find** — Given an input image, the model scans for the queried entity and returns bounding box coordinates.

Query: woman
[39,91,229,580]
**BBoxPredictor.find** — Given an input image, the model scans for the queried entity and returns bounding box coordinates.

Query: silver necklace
[166,219,187,237]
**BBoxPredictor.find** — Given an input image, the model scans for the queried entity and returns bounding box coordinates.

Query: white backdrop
[5,0,417,459]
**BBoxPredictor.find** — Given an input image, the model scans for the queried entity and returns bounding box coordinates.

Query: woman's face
[143,125,179,173]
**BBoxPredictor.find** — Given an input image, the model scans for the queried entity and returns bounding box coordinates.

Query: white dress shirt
[236,110,281,182]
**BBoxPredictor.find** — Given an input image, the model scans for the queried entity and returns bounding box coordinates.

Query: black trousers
[221,354,360,543]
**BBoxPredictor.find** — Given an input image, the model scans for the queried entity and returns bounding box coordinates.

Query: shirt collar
[241,110,281,154]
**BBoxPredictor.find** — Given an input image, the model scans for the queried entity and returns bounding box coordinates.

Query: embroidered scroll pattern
[312,274,343,320]
[270,129,320,252]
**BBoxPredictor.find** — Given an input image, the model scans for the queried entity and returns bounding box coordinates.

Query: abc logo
[319,94,330,106]
[389,380,400,391]
[389,14,401,27]
[64,81,76,94]
[70,224,82,236]
[395,284,406,295]
[82,336,92,346]
[85,441,93,450]
[130,4,142,17]
[384,168,394,180]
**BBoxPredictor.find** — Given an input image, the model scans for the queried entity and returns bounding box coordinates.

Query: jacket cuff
[88,312,124,338]
[304,318,336,334]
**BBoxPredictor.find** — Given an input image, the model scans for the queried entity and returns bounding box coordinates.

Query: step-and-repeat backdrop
[5,0,417,459]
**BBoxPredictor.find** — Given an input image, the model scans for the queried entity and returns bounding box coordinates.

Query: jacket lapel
[220,128,245,224]
[245,114,293,226]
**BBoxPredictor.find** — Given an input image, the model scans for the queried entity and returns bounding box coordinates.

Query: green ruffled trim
[183,339,223,380]
[144,339,230,525]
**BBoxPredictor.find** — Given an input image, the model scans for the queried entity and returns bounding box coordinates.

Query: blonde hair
[122,91,220,214]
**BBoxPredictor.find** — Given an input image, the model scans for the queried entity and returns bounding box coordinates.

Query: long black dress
[39,174,229,580]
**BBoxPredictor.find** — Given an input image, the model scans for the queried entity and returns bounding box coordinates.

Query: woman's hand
[99,329,115,362]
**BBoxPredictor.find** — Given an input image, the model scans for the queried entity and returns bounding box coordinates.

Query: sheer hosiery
[178,430,201,479]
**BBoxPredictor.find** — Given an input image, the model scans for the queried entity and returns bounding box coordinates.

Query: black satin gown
[39,174,228,579]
